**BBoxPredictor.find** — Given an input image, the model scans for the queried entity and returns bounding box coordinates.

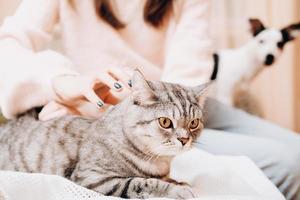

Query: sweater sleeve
[0,0,79,119]
[161,0,213,86]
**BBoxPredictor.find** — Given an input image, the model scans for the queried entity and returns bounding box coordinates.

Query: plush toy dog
[211,19,300,106]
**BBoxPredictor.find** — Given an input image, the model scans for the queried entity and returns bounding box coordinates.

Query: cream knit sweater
[0,0,213,118]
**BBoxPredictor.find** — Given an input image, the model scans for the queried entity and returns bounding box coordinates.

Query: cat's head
[123,70,210,157]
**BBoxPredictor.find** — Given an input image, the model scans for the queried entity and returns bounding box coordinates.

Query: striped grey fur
[0,71,209,199]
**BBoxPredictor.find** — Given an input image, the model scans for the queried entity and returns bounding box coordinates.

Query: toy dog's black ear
[278,22,300,49]
[281,22,300,42]
[249,18,266,36]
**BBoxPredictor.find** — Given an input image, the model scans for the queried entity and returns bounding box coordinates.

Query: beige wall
[0,0,20,23]
[294,0,300,131]
[248,0,299,131]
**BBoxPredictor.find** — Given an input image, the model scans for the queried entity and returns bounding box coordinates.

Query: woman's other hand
[39,67,132,121]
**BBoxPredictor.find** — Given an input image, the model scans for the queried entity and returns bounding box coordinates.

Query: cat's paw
[168,185,195,199]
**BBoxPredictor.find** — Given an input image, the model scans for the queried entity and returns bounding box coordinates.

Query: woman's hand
[39,67,132,121]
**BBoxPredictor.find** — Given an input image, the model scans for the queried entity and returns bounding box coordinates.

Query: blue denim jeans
[197,98,300,200]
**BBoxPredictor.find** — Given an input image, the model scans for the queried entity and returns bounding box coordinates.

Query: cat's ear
[249,18,266,36]
[193,82,211,106]
[131,69,156,103]
[131,69,151,91]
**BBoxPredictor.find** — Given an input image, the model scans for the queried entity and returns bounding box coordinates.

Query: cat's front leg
[84,176,195,199]
[122,177,195,199]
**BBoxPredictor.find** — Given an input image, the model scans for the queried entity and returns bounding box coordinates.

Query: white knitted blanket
[0,148,285,200]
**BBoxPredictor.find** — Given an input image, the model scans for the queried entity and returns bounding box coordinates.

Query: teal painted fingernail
[114,82,122,90]
[97,101,104,107]
[128,80,132,87]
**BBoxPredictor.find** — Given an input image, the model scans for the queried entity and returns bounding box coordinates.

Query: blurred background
[0,0,299,131]
[210,0,300,131]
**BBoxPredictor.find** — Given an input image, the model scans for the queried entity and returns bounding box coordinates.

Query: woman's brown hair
[94,0,173,29]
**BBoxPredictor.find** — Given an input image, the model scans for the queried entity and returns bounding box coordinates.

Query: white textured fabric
[0,147,285,200]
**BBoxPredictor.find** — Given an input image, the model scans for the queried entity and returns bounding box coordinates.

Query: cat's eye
[158,117,173,129]
[188,119,201,131]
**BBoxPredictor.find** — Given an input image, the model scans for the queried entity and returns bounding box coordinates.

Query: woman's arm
[161,0,213,86]
[0,0,59,50]
[0,46,79,118]
[0,0,82,118]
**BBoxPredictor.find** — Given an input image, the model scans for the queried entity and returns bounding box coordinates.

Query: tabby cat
[0,71,209,199]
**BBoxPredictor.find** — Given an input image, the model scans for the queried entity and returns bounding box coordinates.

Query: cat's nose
[178,137,189,146]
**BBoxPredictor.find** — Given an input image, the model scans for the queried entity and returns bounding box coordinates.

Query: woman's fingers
[39,101,69,121]
[104,68,132,100]
[104,94,120,105]
[96,73,124,92]
[107,67,132,89]
[75,101,107,118]
[39,101,61,120]
[95,87,120,105]
[52,75,105,108]
[83,89,105,109]
[52,70,131,110]
[40,108,69,121]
